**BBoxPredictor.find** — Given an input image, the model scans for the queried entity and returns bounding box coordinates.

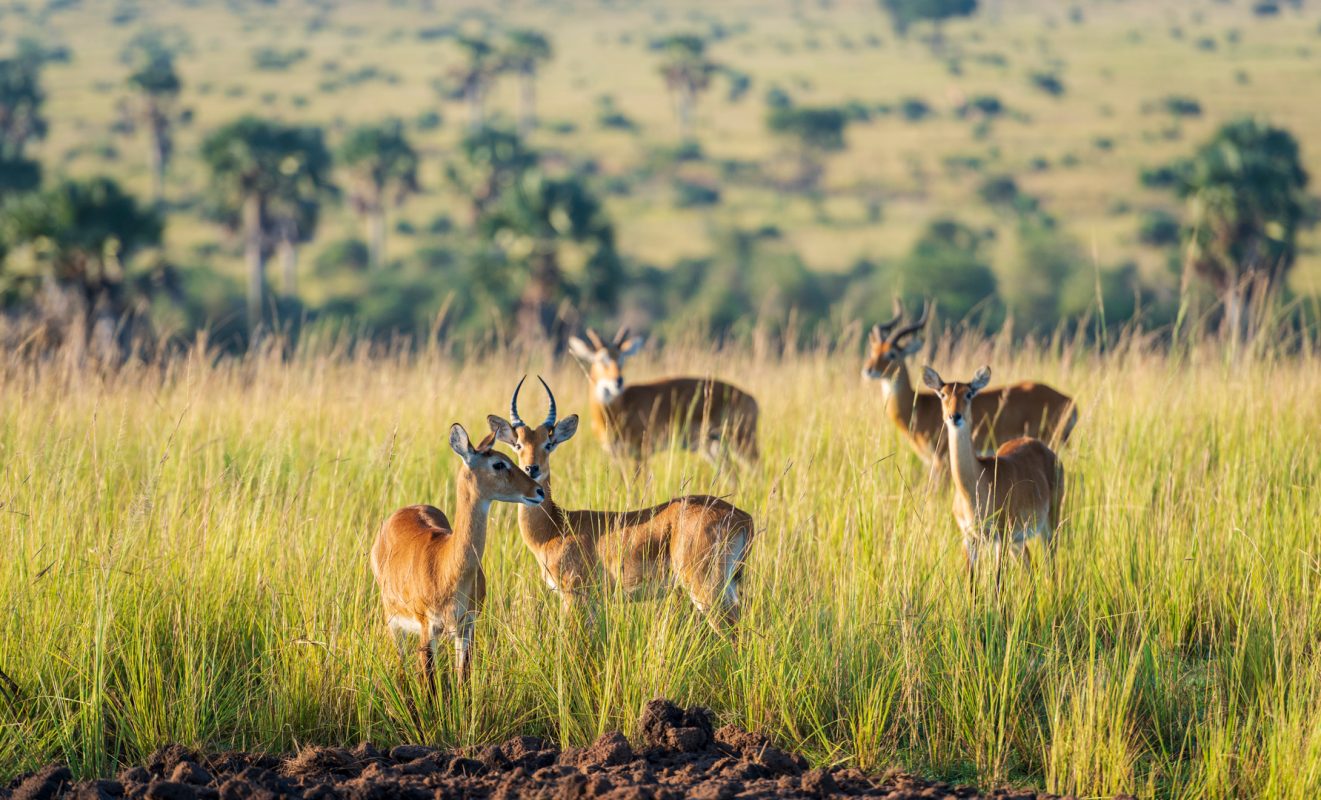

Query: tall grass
[1,330,1318,798]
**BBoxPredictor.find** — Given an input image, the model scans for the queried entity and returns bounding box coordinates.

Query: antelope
[922,365,1064,592]
[862,301,1077,481]
[370,423,545,691]
[487,376,754,632]
[567,327,759,466]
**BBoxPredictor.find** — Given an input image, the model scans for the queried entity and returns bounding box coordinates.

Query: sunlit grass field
[1,327,1318,797]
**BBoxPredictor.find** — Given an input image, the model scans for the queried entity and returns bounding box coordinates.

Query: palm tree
[339,120,419,271]
[0,56,47,200]
[500,29,552,136]
[451,36,500,131]
[1172,118,1310,344]
[656,34,717,142]
[200,117,333,330]
[477,167,621,341]
[0,177,165,346]
[444,126,537,224]
[123,39,182,205]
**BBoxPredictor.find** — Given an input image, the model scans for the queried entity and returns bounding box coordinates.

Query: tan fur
[924,366,1065,592]
[863,327,1077,479]
[490,383,753,632]
[569,329,759,465]
[369,426,544,690]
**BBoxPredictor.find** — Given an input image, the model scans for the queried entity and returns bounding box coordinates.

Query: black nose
[534,487,545,500]
[527,465,540,478]
[616,378,623,388]
[951,413,963,425]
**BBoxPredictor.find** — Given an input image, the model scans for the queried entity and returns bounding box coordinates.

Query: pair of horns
[584,326,630,350]
[510,375,557,430]
[872,299,931,344]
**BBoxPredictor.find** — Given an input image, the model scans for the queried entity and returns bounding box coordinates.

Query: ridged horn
[889,300,931,344]
[537,375,557,429]
[509,375,528,429]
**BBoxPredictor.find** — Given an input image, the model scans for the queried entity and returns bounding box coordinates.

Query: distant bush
[1139,164,1181,188]
[672,179,720,208]
[960,94,1005,119]
[1252,1,1280,16]
[1159,95,1203,117]
[414,111,442,132]
[1138,210,1181,246]
[314,238,370,276]
[426,214,453,235]
[252,46,308,71]
[1029,71,1065,97]
[764,87,792,110]
[899,97,932,121]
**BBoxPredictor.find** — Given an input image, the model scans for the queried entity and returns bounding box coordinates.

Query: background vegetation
[2,0,1321,348]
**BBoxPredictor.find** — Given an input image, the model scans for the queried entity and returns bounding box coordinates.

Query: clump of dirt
[2,699,1103,800]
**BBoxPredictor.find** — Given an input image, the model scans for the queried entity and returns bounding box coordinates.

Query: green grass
[1,329,1319,797]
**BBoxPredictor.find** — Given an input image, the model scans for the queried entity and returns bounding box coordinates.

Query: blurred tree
[766,106,848,205]
[0,177,167,338]
[895,218,997,322]
[880,0,977,52]
[500,29,552,136]
[476,168,621,342]
[445,126,537,224]
[200,117,333,330]
[340,120,419,271]
[1167,118,1310,343]
[0,57,47,200]
[657,34,717,142]
[1001,219,1077,331]
[121,34,184,205]
[451,36,500,131]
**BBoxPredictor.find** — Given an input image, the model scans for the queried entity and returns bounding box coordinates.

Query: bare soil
[3,700,1101,800]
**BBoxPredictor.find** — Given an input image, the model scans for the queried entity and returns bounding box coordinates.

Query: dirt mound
[2,699,1090,800]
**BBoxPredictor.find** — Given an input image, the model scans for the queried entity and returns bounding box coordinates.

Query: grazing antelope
[861,301,1077,481]
[922,366,1064,592]
[370,423,545,691]
[567,327,759,466]
[487,376,754,632]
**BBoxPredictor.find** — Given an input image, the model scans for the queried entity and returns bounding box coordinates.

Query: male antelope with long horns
[862,300,1078,482]
[567,327,759,466]
[489,376,754,632]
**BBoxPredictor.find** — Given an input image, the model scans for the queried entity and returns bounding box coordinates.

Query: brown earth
[2,700,1103,800]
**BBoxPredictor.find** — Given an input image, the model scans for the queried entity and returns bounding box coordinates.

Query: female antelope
[863,301,1077,481]
[370,423,545,690]
[568,327,759,466]
[488,376,754,632]
[922,366,1064,591]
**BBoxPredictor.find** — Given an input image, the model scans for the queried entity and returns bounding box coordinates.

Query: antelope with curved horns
[370,423,545,691]
[862,300,1078,481]
[488,377,754,632]
[923,365,1064,592]
[567,327,759,465]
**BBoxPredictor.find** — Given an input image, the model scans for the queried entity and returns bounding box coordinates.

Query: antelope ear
[618,336,644,358]
[550,414,579,445]
[901,336,924,356]
[568,336,596,361]
[921,366,943,392]
[449,423,475,463]
[475,432,498,453]
[970,366,992,392]
[488,415,517,446]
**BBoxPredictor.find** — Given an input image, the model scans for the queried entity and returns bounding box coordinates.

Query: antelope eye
[965,391,973,400]
[493,461,506,471]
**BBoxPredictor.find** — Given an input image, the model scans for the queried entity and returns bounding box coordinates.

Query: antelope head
[448,423,547,505]
[488,376,579,485]
[862,300,930,383]
[568,327,644,404]
[922,365,992,430]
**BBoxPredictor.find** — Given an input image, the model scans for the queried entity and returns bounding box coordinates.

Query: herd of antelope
[371,303,1078,688]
